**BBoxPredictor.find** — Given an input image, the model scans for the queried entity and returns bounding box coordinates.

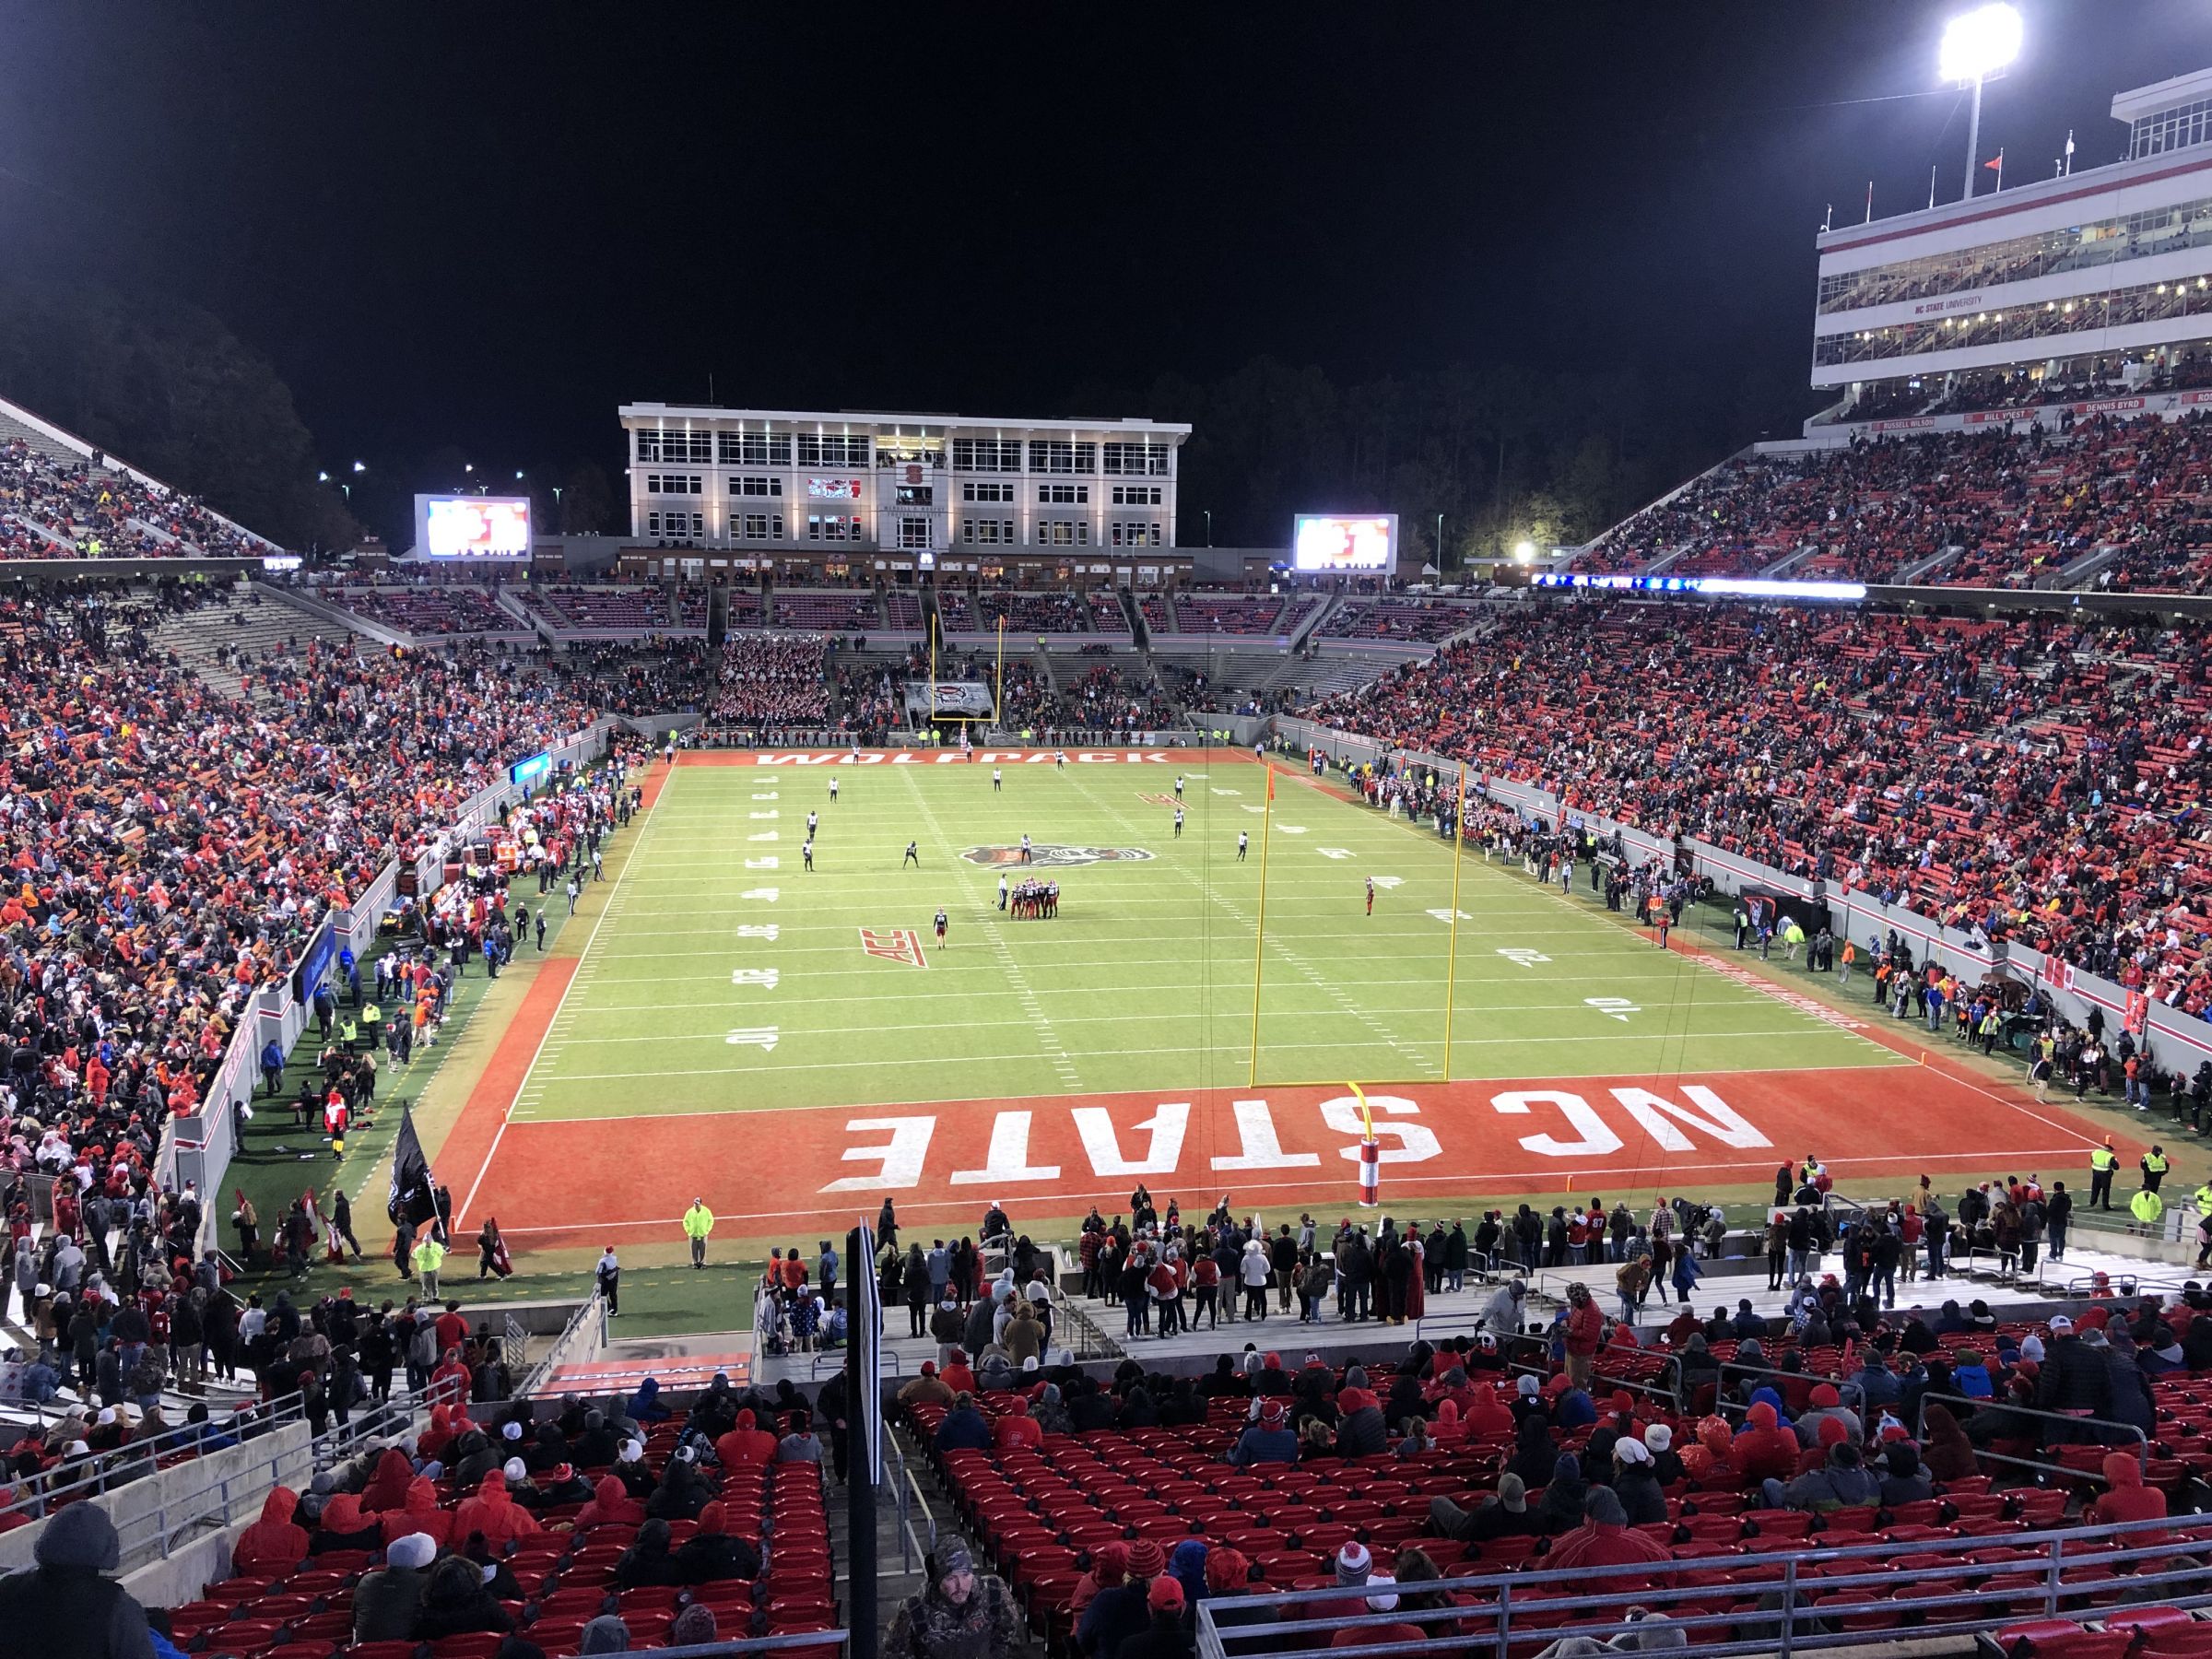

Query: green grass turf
[514,760,1902,1124]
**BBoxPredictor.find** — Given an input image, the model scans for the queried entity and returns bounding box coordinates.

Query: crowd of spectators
[564,639,715,717]
[1307,599,2212,1006]
[1,437,270,560]
[1577,414,2212,593]
[976,591,1086,634]
[710,634,832,726]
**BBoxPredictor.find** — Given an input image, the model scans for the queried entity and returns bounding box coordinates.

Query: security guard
[2088,1140,2119,1210]
[2131,1184,2165,1234]
[359,1000,382,1052]
[2142,1145,2171,1194]
[682,1197,715,1269]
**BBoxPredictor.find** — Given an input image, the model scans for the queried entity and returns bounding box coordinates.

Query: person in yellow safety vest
[359,1000,382,1051]
[2195,1184,2212,1268]
[415,1232,446,1299]
[339,1011,359,1053]
[2131,1185,2164,1233]
[2088,1142,2119,1211]
[683,1197,715,1269]
[2142,1146,2171,1194]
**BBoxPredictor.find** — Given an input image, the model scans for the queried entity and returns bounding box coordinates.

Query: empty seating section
[976,591,1086,633]
[673,587,710,629]
[1307,600,2212,1000]
[1318,597,1475,641]
[726,590,767,629]
[881,593,924,630]
[1575,415,2212,592]
[935,590,975,631]
[713,634,831,724]
[770,590,878,631]
[1087,590,1134,634]
[0,418,272,559]
[326,585,515,635]
[157,1400,832,1659]
[1174,594,1286,634]
[1137,594,1172,634]
[518,585,671,632]
[912,1340,2212,1655]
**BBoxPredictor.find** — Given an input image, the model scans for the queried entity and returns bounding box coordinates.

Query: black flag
[388,1101,441,1240]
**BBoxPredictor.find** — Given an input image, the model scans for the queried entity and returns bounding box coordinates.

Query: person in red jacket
[381,1477,453,1548]
[1544,1487,1674,1593]
[993,1397,1044,1451]
[1561,1284,1603,1388]
[2087,1451,2169,1543]
[575,1474,647,1530]
[1733,1400,1801,1487]
[231,1486,310,1577]
[714,1408,777,1470]
[450,1468,541,1549]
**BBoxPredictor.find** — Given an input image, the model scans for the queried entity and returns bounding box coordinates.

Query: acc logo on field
[960,844,1155,868]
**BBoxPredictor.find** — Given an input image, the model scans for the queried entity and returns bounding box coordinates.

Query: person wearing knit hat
[1335,1540,1372,1585]
[1071,1540,1131,1620]
[353,1531,438,1643]
[1228,1398,1299,1468]
[1079,1538,1166,1659]
[1204,1547,1252,1596]
[669,1604,719,1647]
[1641,1422,1683,1485]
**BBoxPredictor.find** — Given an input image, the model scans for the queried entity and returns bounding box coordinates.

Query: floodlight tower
[1940,3,2022,203]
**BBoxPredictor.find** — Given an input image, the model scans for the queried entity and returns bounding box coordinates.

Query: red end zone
[473,1065,2134,1248]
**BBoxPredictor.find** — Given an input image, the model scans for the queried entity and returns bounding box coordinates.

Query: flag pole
[1248,765,1277,1087]
[928,609,938,740]
[994,616,1006,722]
[1442,767,1468,1082]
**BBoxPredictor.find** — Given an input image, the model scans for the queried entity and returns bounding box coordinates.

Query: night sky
[0,2,2204,489]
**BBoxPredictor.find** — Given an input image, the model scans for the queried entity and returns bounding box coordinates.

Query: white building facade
[1809,68,2212,423]
[618,404,1189,565]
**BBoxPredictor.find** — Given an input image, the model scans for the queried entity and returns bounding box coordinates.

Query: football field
[456,750,2114,1246]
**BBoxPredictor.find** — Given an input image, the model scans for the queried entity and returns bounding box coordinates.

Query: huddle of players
[1006,879,1060,919]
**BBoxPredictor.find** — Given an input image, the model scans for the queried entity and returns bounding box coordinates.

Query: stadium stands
[908,1298,2212,1656]
[0,416,274,560]
[1316,595,1476,642]
[1086,589,1134,635]
[934,589,975,632]
[326,584,520,636]
[881,592,924,631]
[976,590,1086,633]
[1576,414,2212,593]
[1308,599,2212,1001]
[147,1386,832,1659]
[770,590,878,632]
[712,634,832,724]
[1174,594,1288,635]
[518,584,673,633]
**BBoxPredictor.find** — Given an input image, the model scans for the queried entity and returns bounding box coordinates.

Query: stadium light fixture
[317,471,329,482]
[1513,540,1536,563]
[1940,4,2020,203]
[352,461,366,473]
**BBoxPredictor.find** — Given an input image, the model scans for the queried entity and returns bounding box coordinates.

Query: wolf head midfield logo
[961,844,1155,868]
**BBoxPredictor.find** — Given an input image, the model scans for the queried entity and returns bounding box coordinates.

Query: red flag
[1265,769,1276,803]
[1983,155,2003,171]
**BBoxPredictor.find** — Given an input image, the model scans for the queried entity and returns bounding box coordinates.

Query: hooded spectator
[1731,1400,1799,1485]
[1875,1444,1933,1507]
[0,1503,154,1659]
[230,1486,310,1577]
[675,1500,762,1583]
[616,1517,683,1588]
[450,1468,540,1548]
[414,1553,514,1641]
[1535,1453,1589,1535]
[1611,1438,1668,1525]
[2087,1452,2169,1542]
[1919,1403,1978,1483]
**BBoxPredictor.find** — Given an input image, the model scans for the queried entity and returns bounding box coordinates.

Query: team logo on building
[960,844,1155,868]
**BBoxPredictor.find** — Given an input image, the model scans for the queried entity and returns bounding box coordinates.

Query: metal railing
[1911,1389,2147,1482]
[0,1384,311,1525]
[513,1291,606,1398]
[1194,1512,2212,1659]
[1,1371,466,1570]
